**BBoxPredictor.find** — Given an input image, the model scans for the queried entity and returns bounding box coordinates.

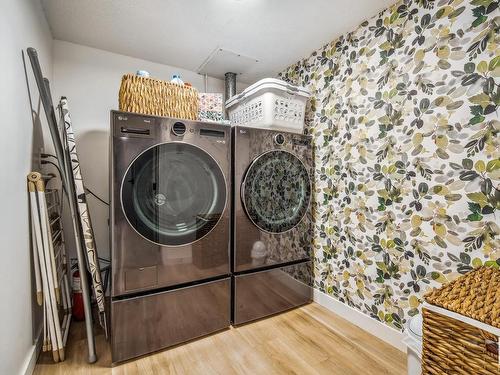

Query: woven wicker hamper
[118,74,199,120]
[422,267,500,374]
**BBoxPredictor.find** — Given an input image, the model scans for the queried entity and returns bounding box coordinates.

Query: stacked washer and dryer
[110,79,313,362]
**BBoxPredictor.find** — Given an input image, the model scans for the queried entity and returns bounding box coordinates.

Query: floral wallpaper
[279,0,499,330]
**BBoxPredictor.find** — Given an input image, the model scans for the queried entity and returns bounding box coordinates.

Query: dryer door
[121,142,226,246]
[242,150,311,233]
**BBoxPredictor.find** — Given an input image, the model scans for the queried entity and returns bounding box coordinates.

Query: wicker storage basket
[422,266,500,374]
[118,74,199,119]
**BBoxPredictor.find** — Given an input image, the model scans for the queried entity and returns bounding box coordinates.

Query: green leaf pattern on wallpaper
[279,0,499,330]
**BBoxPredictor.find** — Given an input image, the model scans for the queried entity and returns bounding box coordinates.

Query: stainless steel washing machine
[232,125,313,325]
[110,111,231,362]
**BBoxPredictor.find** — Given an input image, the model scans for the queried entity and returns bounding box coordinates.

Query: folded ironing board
[60,98,107,337]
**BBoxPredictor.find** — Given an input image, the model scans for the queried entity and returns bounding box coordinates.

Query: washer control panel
[114,112,156,139]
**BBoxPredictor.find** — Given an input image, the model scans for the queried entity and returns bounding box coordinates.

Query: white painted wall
[52,40,244,261]
[0,0,53,374]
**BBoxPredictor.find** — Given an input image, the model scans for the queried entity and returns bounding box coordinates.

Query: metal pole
[204,73,208,93]
[224,72,237,119]
[224,72,237,102]
[27,47,97,363]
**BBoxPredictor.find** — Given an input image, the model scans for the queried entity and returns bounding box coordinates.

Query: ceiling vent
[197,48,259,81]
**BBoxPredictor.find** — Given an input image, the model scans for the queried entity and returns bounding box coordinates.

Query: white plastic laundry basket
[225,78,310,134]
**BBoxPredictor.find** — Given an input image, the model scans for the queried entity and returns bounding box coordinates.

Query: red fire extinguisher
[72,269,85,321]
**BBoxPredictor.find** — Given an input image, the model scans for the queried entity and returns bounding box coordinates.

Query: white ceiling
[41,0,396,84]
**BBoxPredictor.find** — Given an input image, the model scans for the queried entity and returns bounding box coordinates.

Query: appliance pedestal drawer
[233,261,312,325]
[111,278,230,363]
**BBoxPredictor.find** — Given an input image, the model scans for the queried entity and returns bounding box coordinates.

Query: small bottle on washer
[170,74,184,85]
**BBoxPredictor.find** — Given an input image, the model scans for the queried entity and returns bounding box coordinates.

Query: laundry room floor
[33,303,406,374]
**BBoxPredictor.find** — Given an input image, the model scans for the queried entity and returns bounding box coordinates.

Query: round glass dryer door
[121,143,226,246]
[242,150,311,233]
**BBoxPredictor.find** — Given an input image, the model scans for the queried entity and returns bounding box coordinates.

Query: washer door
[121,143,226,246]
[242,150,311,233]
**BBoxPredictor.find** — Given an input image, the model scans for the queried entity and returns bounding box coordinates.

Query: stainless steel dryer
[110,111,231,362]
[232,125,313,325]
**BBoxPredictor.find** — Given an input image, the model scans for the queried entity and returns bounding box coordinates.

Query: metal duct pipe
[224,72,237,101]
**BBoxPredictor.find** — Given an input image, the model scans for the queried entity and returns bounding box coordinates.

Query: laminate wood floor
[34,303,406,374]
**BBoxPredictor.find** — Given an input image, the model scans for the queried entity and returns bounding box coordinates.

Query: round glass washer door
[242,150,311,233]
[121,142,226,246]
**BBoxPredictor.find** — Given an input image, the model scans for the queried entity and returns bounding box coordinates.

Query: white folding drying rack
[27,47,98,363]
[42,188,72,360]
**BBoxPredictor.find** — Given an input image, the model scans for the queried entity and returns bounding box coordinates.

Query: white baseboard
[313,288,406,352]
[20,331,42,375]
